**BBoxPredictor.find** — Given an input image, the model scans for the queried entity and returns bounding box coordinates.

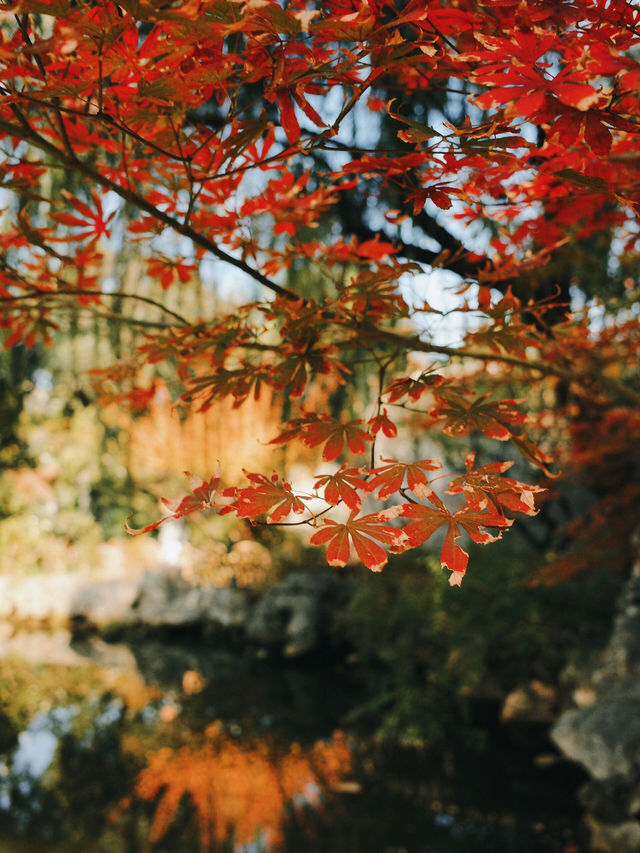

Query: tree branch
[3,118,638,409]
[0,288,191,326]
[361,324,640,406]
[0,117,301,303]
[55,304,179,330]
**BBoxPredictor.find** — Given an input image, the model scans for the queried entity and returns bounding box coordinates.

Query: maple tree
[1,0,639,585]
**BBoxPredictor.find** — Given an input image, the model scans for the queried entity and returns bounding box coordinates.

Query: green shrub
[346,538,622,747]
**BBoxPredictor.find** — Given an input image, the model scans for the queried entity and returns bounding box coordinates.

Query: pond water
[0,631,587,852]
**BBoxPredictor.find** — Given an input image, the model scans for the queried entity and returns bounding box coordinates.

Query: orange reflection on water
[125,728,352,851]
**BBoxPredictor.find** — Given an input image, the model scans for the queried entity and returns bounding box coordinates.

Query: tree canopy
[1,0,639,584]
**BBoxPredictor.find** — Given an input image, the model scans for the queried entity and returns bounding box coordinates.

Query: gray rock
[0,564,350,655]
[71,577,140,627]
[2,573,87,623]
[552,703,640,781]
[134,569,201,626]
[200,586,249,629]
[584,815,640,853]
[246,571,352,657]
[552,531,640,850]
[132,567,249,629]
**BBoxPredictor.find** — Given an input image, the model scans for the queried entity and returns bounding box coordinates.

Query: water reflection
[0,633,585,852]
[1,705,78,833]
[116,730,352,852]
[0,633,358,852]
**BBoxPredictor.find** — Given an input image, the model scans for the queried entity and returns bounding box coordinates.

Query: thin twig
[1,288,191,326]
[54,304,178,329]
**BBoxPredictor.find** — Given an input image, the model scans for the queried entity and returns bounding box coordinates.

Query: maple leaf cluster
[1,0,639,583]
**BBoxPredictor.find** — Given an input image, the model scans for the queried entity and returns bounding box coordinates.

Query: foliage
[0,655,159,732]
[1,0,639,583]
[346,543,623,747]
[0,382,286,584]
[0,389,121,572]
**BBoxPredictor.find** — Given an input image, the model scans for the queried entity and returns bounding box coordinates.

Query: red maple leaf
[51,189,116,245]
[431,390,527,440]
[314,466,367,512]
[446,452,543,516]
[146,255,195,290]
[125,470,220,535]
[366,458,442,500]
[384,372,446,403]
[224,471,306,523]
[270,416,373,462]
[276,91,300,146]
[368,408,398,438]
[399,487,511,585]
[309,508,405,572]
